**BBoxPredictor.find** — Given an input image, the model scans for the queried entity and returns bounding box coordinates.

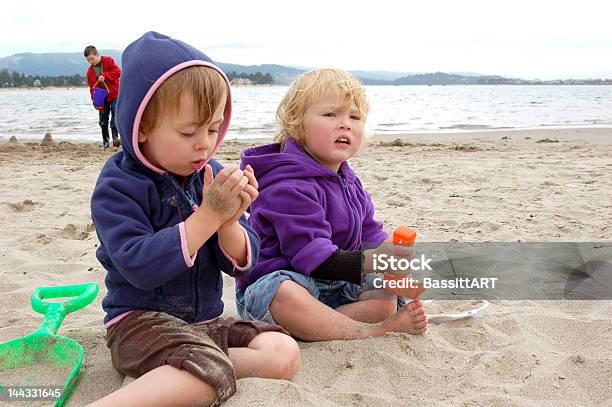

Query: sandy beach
[0,128,610,406]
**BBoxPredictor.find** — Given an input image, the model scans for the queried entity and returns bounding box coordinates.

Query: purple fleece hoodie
[91,32,259,324]
[236,139,388,290]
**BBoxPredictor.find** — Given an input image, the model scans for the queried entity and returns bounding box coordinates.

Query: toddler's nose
[195,133,212,151]
[338,116,351,131]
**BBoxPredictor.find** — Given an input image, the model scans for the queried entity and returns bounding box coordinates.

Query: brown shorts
[106,310,288,404]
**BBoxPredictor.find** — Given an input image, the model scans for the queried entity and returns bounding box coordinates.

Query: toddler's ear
[137,127,148,143]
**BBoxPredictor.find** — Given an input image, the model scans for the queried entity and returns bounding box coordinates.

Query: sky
[1,0,611,80]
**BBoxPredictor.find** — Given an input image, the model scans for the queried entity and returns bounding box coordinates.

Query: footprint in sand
[374,174,388,181]
[36,233,53,245]
[58,223,96,240]
[459,220,502,233]
[5,199,39,212]
[386,199,406,207]
[420,177,435,184]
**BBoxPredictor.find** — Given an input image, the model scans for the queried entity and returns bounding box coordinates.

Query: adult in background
[85,45,121,148]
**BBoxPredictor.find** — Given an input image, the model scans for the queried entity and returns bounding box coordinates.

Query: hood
[116,31,232,174]
[240,139,355,189]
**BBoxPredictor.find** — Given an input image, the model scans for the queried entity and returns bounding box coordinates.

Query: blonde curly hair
[275,69,369,144]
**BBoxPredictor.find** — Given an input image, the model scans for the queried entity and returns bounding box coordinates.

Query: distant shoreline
[0,84,281,92]
[2,83,612,92]
[2,127,610,147]
[0,85,88,92]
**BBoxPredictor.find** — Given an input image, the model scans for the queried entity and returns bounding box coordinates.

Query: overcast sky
[2,0,611,79]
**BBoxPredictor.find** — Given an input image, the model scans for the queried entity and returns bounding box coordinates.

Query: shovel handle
[32,283,99,315]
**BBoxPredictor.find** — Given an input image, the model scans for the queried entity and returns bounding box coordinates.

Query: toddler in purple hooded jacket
[236,69,427,341]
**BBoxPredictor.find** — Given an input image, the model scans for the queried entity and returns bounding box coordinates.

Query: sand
[424,300,486,315]
[0,128,610,406]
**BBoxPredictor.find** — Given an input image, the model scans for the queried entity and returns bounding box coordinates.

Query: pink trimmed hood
[115,31,232,175]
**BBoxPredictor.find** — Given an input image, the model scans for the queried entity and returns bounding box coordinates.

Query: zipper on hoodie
[183,174,198,209]
[338,168,361,247]
[341,177,349,191]
[338,169,351,196]
[183,172,199,318]
[168,172,200,318]
[167,173,197,210]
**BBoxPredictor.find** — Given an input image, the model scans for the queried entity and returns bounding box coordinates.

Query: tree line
[226,71,274,85]
[0,69,86,88]
[1,69,275,87]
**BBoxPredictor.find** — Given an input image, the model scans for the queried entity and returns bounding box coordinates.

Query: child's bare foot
[381,299,427,335]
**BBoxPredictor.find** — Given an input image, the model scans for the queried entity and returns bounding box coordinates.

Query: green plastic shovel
[0,283,99,406]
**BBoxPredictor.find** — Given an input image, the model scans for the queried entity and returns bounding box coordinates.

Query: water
[1,85,611,141]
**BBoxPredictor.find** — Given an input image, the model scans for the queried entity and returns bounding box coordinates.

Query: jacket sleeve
[254,185,337,275]
[101,56,121,82]
[196,159,260,278]
[87,67,96,98]
[92,177,195,291]
[215,214,260,278]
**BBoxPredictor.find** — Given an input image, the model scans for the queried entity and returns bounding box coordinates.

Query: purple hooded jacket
[236,139,388,290]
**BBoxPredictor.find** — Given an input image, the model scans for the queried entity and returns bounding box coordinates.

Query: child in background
[84,45,122,148]
[89,32,299,407]
[236,69,427,341]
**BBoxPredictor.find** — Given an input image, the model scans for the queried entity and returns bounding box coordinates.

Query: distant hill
[0,50,124,76]
[448,71,487,77]
[391,72,516,85]
[0,50,307,85]
[217,63,304,85]
[348,70,417,81]
[0,51,506,85]
[1,51,610,86]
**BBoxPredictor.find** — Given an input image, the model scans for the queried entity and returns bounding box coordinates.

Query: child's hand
[363,244,415,274]
[222,165,259,226]
[202,164,248,223]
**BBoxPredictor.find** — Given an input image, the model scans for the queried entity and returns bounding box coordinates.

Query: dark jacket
[91,32,259,324]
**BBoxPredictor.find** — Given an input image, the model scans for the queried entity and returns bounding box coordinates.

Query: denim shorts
[236,270,363,325]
